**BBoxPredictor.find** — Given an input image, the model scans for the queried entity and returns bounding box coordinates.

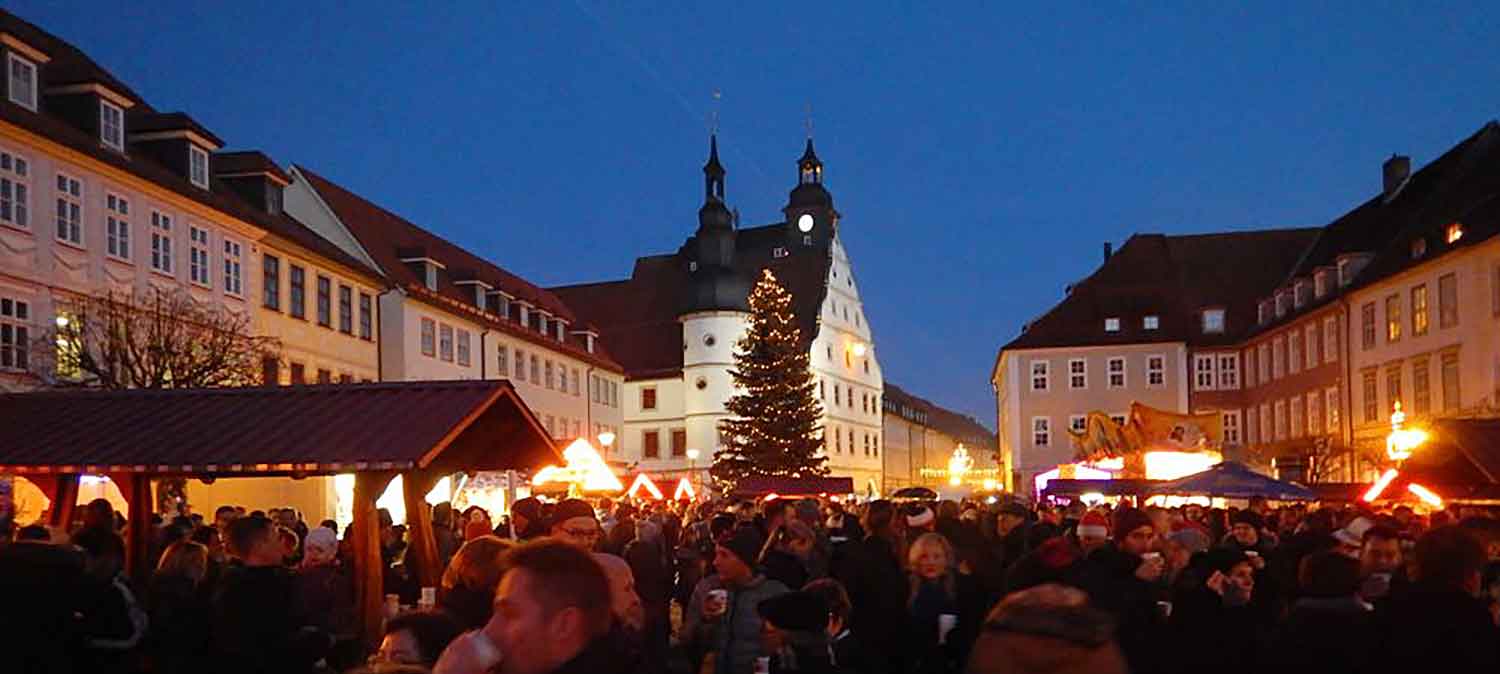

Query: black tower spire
[704,133,726,201]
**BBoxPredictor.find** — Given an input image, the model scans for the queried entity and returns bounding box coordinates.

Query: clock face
[797,213,815,233]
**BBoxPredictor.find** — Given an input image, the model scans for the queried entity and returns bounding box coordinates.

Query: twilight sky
[13,2,1500,425]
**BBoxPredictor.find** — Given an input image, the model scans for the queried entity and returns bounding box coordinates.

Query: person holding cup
[904,532,982,674]
[683,525,789,674]
[1070,506,1166,674]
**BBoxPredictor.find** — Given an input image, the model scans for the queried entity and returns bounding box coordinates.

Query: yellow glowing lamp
[947,445,974,487]
[1385,401,1427,462]
[674,477,696,501]
[1406,483,1444,508]
[626,473,664,500]
[532,438,625,492]
[1363,468,1399,502]
[851,342,868,358]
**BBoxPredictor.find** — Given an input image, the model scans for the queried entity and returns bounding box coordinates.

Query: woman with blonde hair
[149,540,213,674]
[437,535,513,629]
[906,532,983,674]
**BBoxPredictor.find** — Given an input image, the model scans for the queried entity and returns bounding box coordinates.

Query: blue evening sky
[12,2,1500,425]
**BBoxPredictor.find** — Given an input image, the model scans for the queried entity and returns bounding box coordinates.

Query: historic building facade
[283,166,626,443]
[553,137,886,492]
[882,382,998,493]
[0,10,381,391]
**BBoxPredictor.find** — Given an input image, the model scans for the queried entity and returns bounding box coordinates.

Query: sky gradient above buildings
[13,1,1500,424]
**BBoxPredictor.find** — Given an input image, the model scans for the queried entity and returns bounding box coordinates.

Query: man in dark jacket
[1069,506,1164,674]
[1373,526,1500,674]
[0,533,87,674]
[832,500,907,674]
[212,516,329,674]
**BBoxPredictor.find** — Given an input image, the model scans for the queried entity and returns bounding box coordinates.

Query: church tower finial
[703,133,725,202]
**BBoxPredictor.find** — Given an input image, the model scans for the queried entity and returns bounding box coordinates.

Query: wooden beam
[351,470,395,650]
[114,473,155,587]
[401,468,443,591]
[48,473,80,529]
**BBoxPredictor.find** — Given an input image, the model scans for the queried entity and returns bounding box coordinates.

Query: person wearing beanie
[500,496,545,541]
[757,591,837,673]
[966,584,1127,674]
[1075,511,1110,555]
[549,498,602,550]
[905,504,937,533]
[1164,528,1210,585]
[683,525,789,674]
[1167,546,1269,674]
[1069,506,1164,674]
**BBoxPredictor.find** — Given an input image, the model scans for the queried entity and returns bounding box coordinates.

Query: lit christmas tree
[713,269,827,490]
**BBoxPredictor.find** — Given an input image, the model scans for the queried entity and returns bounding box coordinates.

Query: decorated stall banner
[1129,402,1222,452]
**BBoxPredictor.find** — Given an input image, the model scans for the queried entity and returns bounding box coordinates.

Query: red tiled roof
[0,381,560,475]
[1002,228,1320,352]
[552,222,833,380]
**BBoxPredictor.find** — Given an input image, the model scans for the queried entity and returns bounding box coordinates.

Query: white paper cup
[707,589,729,616]
[938,613,958,644]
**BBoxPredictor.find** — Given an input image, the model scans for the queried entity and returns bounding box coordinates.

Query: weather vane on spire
[710,89,722,135]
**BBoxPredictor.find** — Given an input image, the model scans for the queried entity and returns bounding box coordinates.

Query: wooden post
[48,473,80,530]
[115,473,155,586]
[401,468,443,591]
[352,471,395,651]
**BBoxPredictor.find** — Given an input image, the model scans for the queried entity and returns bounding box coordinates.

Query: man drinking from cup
[683,525,789,674]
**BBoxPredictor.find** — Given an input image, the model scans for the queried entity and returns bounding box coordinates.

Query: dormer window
[7,54,37,110]
[1314,270,1329,299]
[1410,238,1426,259]
[1275,291,1289,318]
[99,100,124,151]
[1294,280,1310,308]
[555,319,567,342]
[1202,308,1226,334]
[1446,223,1463,244]
[1104,317,1121,333]
[188,145,209,189]
[1143,315,1159,330]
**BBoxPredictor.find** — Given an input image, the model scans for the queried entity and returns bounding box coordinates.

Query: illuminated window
[1411,284,1428,337]
[1385,294,1401,343]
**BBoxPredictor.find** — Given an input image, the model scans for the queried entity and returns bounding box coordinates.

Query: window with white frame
[1288,330,1302,374]
[337,285,352,334]
[1069,415,1087,434]
[222,239,242,296]
[1271,336,1284,379]
[1246,407,1258,445]
[1030,360,1049,391]
[1304,324,1319,369]
[188,145,210,189]
[150,210,173,274]
[572,369,581,396]
[1274,400,1287,440]
[188,225,211,286]
[1107,357,1126,388]
[1258,343,1270,382]
[99,101,124,151]
[1323,316,1338,364]
[105,193,129,260]
[54,173,81,245]
[1259,403,1271,443]
[0,297,29,370]
[1104,317,1120,333]
[1326,387,1340,431]
[1221,411,1241,445]
[0,149,30,228]
[1068,358,1086,389]
[1315,270,1329,298]
[1245,348,1257,387]
[1308,391,1323,434]
[1143,315,1159,330]
[438,323,454,362]
[1218,354,1239,389]
[1290,396,1304,438]
[1032,417,1050,447]
[1147,355,1165,387]
[1194,354,1216,390]
[457,329,471,366]
[1202,308,1226,334]
[7,54,37,110]
[530,354,540,385]
[420,318,435,357]
[545,361,555,389]
[495,343,509,376]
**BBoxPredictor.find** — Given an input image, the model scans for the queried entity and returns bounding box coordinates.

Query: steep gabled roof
[883,382,997,448]
[1003,228,1319,352]
[552,222,833,380]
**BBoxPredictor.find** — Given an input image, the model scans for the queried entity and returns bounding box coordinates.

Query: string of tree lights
[712,269,828,490]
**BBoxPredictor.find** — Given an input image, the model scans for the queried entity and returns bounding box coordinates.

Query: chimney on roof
[1103,242,1113,262]
[1383,154,1410,202]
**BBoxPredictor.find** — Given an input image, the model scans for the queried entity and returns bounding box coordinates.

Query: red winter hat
[1076,511,1109,539]
[1111,507,1154,539]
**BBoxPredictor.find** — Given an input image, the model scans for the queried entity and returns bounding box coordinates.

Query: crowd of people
[3,492,1500,674]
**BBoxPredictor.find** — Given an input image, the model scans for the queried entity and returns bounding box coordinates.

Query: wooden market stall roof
[0,380,560,476]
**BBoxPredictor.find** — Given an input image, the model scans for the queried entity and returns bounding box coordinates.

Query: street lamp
[597,431,616,457]
[685,448,701,500]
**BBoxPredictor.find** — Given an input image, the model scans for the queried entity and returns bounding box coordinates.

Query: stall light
[1406,483,1444,509]
[626,473,664,500]
[673,478,696,501]
[533,438,624,492]
[1363,468,1399,503]
[1079,492,1106,506]
[1143,451,1220,481]
[764,493,780,502]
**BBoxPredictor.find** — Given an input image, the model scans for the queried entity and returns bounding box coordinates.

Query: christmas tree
[713,269,827,490]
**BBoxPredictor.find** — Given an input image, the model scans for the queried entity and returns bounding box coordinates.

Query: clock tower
[782,138,838,249]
